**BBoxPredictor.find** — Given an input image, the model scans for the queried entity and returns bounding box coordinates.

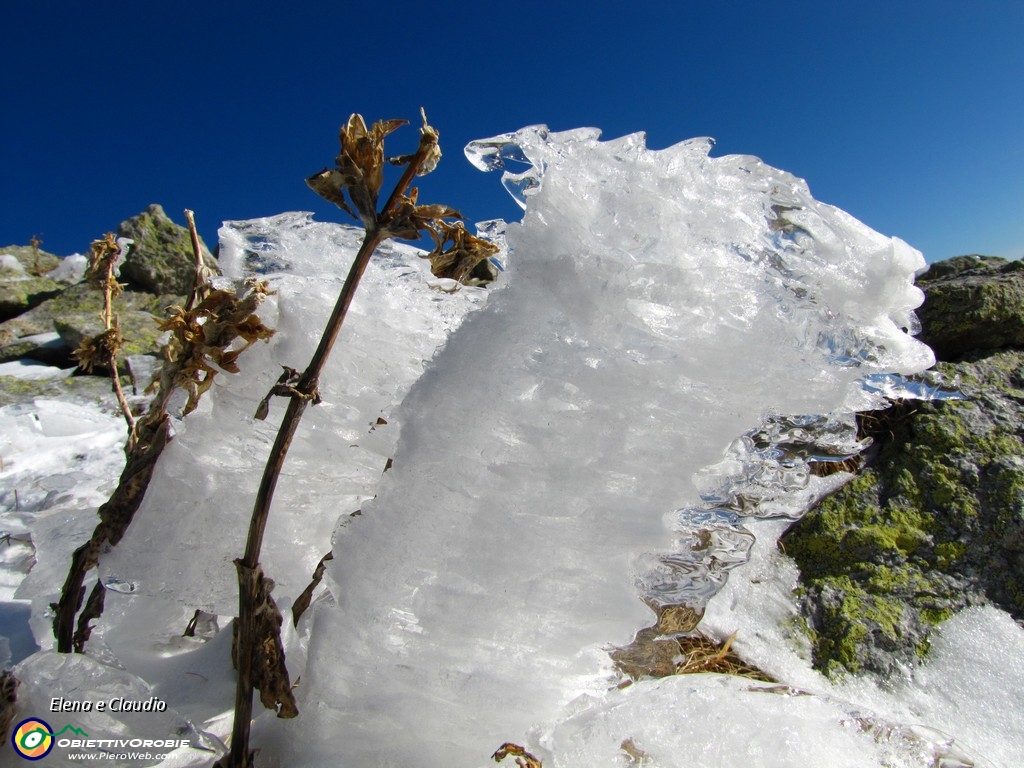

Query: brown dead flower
[83,232,126,300]
[307,110,498,286]
[306,114,408,228]
[425,219,502,284]
[73,326,124,373]
[159,280,276,414]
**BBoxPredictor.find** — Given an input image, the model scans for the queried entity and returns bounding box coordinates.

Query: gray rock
[0,283,182,367]
[0,332,73,367]
[0,244,61,275]
[916,255,1024,360]
[0,372,122,413]
[116,204,219,295]
[0,276,65,322]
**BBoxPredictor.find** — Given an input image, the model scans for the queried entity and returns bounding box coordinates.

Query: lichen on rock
[116,204,219,295]
[0,276,64,322]
[783,255,1024,679]
[0,244,61,275]
[916,254,1024,361]
[0,282,182,369]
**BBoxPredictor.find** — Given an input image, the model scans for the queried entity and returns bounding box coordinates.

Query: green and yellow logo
[11,718,88,760]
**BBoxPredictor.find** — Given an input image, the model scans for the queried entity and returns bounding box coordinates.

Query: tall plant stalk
[53,216,274,652]
[222,110,498,767]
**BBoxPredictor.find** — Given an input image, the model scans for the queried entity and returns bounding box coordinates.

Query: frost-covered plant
[73,233,135,430]
[52,213,274,653]
[220,110,497,768]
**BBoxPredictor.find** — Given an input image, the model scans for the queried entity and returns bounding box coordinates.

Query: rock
[0,372,123,413]
[45,253,89,284]
[0,276,65,322]
[0,332,74,367]
[116,204,219,295]
[784,254,1024,679]
[916,255,1024,360]
[0,283,182,366]
[0,244,61,275]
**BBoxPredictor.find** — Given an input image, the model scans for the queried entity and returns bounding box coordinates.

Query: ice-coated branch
[52,214,274,653]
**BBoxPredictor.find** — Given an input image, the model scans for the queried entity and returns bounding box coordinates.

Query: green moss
[935,541,966,568]
[891,468,922,506]
[811,576,906,678]
[920,606,954,626]
[864,564,928,594]
[785,473,934,583]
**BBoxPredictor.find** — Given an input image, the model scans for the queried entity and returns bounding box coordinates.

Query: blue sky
[3,1,1022,263]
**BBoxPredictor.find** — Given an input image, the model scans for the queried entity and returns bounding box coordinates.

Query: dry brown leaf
[233,563,299,719]
[159,281,275,415]
[492,742,542,768]
[423,220,501,284]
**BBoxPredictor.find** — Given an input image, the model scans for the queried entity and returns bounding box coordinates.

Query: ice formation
[97,216,492,620]
[248,127,934,766]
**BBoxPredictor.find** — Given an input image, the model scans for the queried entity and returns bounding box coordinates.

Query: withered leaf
[492,743,543,768]
[306,168,358,221]
[160,281,275,415]
[424,221,501,285]
[234,563,299,719]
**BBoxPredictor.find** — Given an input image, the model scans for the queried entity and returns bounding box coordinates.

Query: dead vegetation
[219,110,499,768]
[612,622,773,683]
[494,627,772,768]
[52,213,274,654]
[492,742,543,768]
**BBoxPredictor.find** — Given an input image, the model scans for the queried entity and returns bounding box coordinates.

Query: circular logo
[11,718,54,760]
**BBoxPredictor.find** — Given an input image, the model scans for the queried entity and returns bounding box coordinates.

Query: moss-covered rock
[0,276,65,321]
[0,244,61,275]
[117,204,219,295]
[0,372,122,412]
[916,255,1024,360]
[784,254,1024,679]
[0,283,182,366]
[0,333,73,367]
[784,351,1024,678]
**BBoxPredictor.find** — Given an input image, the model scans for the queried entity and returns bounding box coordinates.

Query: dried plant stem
[184,210,205,311]
[99,245,136,435]
[225,232,382,765]
[53,378,178,651]
[53,212,259,653]
[223,132,436,768]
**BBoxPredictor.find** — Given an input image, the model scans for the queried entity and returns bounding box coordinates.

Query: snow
[1,253,27,274]
[94,214,490,619]
[46,252,88,283]
[252,127,941,767]
[0,125,1020,768]
[0,359,75,380]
